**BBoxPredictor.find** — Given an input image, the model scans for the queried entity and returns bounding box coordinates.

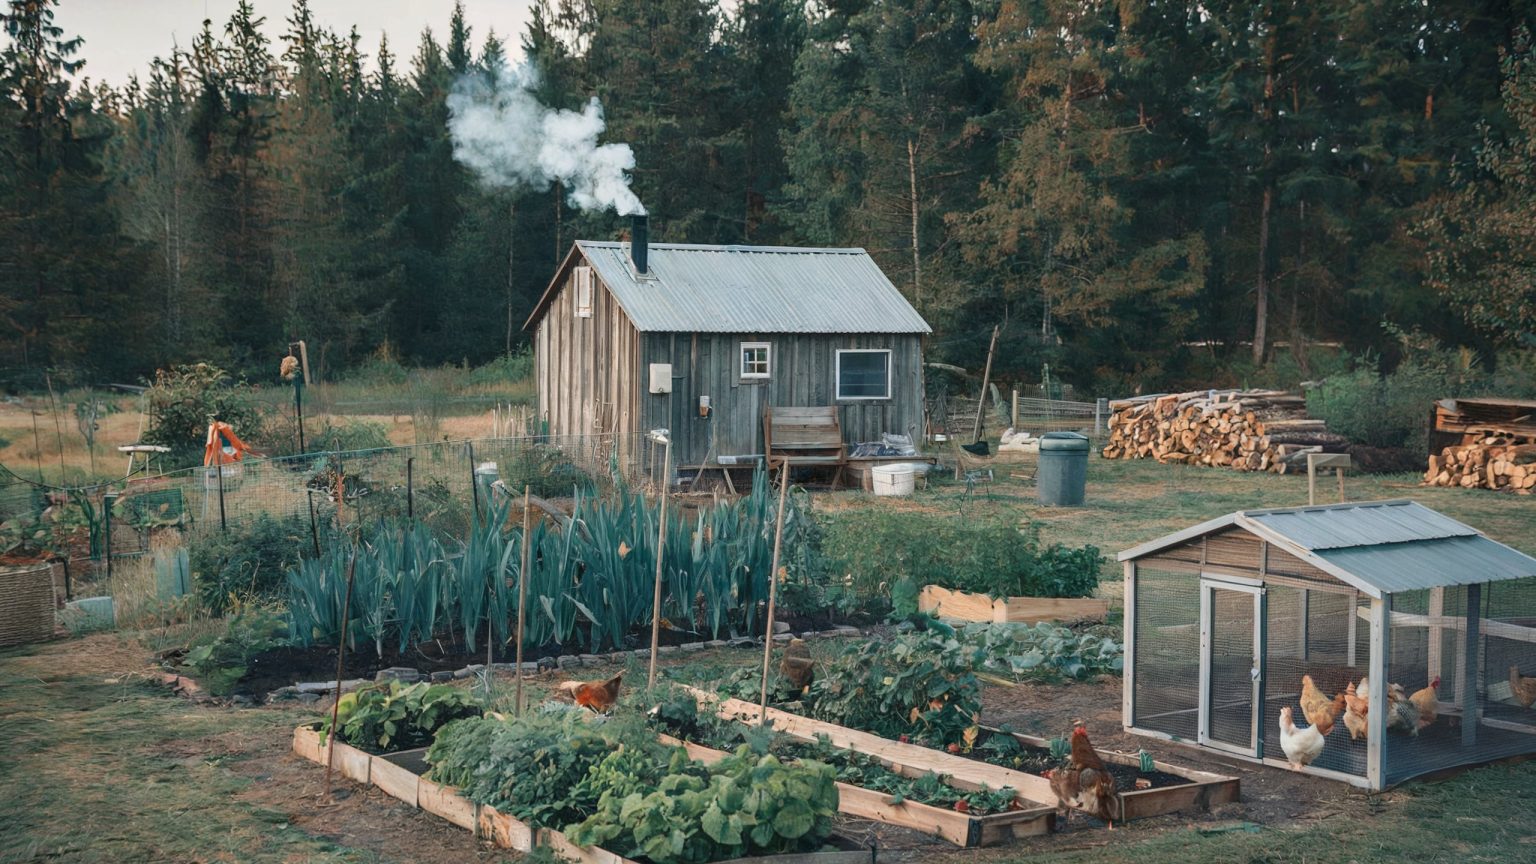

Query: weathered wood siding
[638,332,925,467]
[534,261,641,443]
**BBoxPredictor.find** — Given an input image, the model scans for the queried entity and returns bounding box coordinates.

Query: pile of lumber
[1425,437,1536,494]
[1102,389,1338,473]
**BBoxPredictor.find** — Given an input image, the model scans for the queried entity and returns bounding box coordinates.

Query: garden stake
[647,432,672,689]
[468,442,481,523]
[406,456,414,519]
[324,552,358,799]
[214,430,227,532]
[758,461,791,720]
[515,485,530,715]
[306,491,321,557]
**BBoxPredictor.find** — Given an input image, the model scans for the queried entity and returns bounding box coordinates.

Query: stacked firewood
[1425,437,1536,494]
[1102,389,1339,473]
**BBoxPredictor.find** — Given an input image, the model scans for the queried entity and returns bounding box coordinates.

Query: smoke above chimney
[446,62,645,217]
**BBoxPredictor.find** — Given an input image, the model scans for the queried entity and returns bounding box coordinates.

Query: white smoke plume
[447,63,645,216]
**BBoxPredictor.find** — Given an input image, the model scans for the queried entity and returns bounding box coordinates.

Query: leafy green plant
[957,621,1123,681]
[180,608,289,695]
[802,631,983,747]
[567,747,838,863]
[321,681,482,752]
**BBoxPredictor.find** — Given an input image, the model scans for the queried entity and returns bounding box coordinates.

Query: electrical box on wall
[649,363,672,394]
[698,395,711,417]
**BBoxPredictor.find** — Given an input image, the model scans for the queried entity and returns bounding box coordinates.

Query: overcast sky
[54,1,536,88]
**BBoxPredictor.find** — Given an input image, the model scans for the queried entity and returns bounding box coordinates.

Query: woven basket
[0,564,55,648]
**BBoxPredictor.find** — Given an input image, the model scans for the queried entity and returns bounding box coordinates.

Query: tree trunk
[906,137,921,313]
[506,196,516,355]
[1253,184,1272,365]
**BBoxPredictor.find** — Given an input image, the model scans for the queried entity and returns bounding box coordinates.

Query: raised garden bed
[691,691,1237,825]
[919,585,1108,624]
[290,724,875,864]
[658,734,1053,847]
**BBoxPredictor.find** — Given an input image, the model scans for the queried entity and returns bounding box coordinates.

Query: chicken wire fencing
[0,432,661,597]
[1130,564,1536,787]
[1382,581,1536,786]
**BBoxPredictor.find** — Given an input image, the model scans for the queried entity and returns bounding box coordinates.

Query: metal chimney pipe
[631,214,649,275]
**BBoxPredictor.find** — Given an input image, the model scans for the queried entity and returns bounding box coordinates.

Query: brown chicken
[780,638,816,693]
[1299,674,1346,737]
[1511,666,1536,709]
[1408,677,1440,729]
[1342,680,1368,741]
[1046,724,1117,829]
[558,673,623,712]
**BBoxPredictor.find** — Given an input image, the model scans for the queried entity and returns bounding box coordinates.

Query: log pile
[1102,390,1338,473]
[1424,437,1536,494]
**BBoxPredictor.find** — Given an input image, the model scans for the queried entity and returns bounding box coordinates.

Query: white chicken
[1278,705,1325,770]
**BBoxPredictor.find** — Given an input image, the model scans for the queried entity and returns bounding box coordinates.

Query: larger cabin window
[835,349,891,400]
[740,341,771,379]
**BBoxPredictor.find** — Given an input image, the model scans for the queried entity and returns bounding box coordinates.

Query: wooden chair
[763,406,847,489]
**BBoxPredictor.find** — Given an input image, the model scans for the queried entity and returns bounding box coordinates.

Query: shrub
[143,363,266,469]
[466,349,534,386]
[499,444,595,499]
[191,513,313,615]
[818,510,1099,602]
[308,418,393,453]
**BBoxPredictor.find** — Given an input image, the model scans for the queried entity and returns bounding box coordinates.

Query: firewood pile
[1424,398,1536,493]
[1102,389,1341,473]
[1425,438,1536,494]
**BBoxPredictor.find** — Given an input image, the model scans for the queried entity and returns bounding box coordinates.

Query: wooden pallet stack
[1101,389,1336,473]
[1424,438,1536,493]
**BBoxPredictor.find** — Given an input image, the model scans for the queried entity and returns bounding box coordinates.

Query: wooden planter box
[919,585,1109,624]
[659,735,1052,846]
[291,724,876,864]
[693,694,1237,826]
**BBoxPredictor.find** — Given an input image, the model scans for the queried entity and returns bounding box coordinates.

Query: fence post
[102,491,118,582]
[1095,398,1108,437]
[1011,390,1019,430]
[406,456,415,519]
[215,441,228,532]
[467,442,482,522]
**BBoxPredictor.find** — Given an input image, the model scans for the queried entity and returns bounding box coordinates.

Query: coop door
[1199,578,1266,757]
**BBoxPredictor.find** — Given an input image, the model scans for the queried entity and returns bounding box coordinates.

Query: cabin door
[1199,577,1266,757]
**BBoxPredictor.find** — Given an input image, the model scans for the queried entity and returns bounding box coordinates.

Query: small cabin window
[573,266,594,318]
[836,349,891,400]
[740,342,771,379]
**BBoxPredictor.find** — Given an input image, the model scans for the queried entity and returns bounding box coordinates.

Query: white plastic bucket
[870,464,916,496]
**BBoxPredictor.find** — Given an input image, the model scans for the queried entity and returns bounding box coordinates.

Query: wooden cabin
[523,217,931,476]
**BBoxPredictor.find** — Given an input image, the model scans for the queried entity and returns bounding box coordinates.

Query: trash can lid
[1038,431,1091,452]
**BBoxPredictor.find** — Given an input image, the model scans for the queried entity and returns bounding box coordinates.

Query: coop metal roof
[525,241,931,334]
[1119,499,1536,597]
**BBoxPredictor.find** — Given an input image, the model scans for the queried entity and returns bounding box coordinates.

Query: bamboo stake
[324,552,358,799]
[648,437,672,689]
[971,324,1000,442]
[515,485,531,715]
[758,461,792,721]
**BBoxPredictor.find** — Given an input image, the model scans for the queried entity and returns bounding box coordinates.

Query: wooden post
[1011,389,1019,430]
[307,492,321,557]
[1337,467,1345,502]
[1122,560,1136,729]
[406,457,414,519]
[325,553,358,798]
[1366,595,1389,791]
[1462,583,1481,748]
[648,436,672,689]
[971,324,1000,442]
[468,442,481,523]
[1427,587,1444,695]
[214,432,227,532]
[759,461,792,720]
[1347,591,1358,667]
[515,485,531,716]
[1307,458,1318,505]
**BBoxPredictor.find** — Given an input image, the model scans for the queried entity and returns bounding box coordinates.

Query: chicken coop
[1120,500,1536,790]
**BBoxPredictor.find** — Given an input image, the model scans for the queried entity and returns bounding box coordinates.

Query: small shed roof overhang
[1118,499,1536,599]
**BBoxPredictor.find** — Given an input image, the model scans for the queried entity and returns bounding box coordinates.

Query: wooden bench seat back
[764,406,847,488]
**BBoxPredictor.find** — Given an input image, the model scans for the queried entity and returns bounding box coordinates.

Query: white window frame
[740,341,771,380]
[573,266,594,318]
[835,349,892,401]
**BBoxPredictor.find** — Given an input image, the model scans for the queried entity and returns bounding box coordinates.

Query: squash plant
[320,681,482,752]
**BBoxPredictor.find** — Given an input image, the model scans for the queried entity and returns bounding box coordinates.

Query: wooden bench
[763,406,847,489]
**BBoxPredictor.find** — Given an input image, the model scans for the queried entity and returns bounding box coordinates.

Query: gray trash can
[1037,431,1090,506]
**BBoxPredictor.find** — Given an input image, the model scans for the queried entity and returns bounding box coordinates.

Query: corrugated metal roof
[1242,500,1479,550]
[575,241,932,334]
[1120,499,1536,597]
